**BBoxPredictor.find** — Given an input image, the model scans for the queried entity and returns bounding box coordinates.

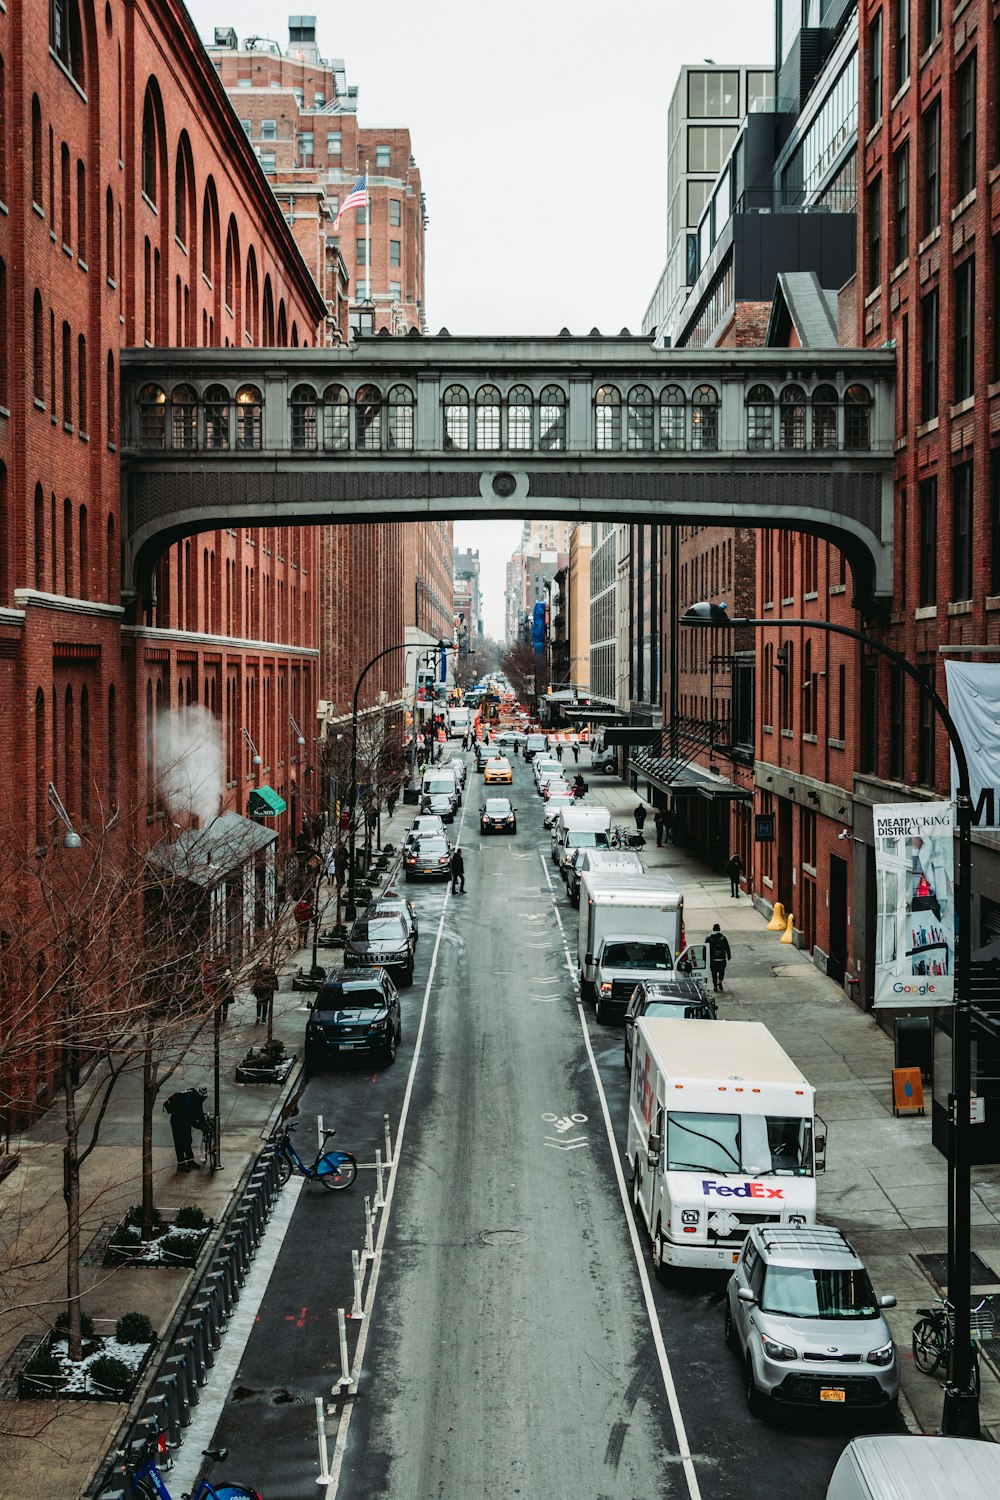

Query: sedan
[366,893,419,946]
[494,730,527,752]
[344,913,414,986]
[484,757,513,784]
[404,835,453,881]
[543,793,577,829]
[421,791,456,823]
[543,778,572,800]
[480,797,517,834]
[305,967,401,1069]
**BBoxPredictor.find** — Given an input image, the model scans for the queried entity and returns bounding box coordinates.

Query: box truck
[627,1018,826,1279]
[551,806,612,870]
[577,870,705,1021]
[446,706,471,740]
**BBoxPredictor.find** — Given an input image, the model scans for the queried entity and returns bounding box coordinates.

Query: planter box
[18,1328,156,1402]
[104,1210,212,1269]
[235,1048,296,1085]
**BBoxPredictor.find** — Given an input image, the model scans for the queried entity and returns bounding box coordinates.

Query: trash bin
[895,1014,932,1081]
[403,788,419,805]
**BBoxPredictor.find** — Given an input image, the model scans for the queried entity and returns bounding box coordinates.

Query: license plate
[819,1388,846,1403]
[338,1041,365,1050]
[423,868,432,874]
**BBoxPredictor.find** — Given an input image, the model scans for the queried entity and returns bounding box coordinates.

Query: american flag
[334,176,367,231]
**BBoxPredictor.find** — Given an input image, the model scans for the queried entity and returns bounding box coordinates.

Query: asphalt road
[204,749,882,1500]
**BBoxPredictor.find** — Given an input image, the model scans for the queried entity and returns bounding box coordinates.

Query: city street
[196,749,868,1500]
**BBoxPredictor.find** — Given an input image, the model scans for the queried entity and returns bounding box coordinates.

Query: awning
[145,810,278,888]
[605,728,660,748]
[630,760,752,802]
[248,785,287,816]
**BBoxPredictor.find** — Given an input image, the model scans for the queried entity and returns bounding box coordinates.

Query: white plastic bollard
[334,1307,352,1392]
[351,1248,365,1319]
[315,1395,332,1484]
[374,1149,385,1209]
[363,1195,375,1261]
[383,1112,393,1166]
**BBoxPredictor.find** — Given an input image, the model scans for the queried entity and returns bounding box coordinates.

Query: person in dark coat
[706,924,732,992]
[727,852,743,897]
[451,846,465,893]
[634,803,647,832]
[252,962,278,1024]
[164,1087,209,1171]
[654,809,665,847]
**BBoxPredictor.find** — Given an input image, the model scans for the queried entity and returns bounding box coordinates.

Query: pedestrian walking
[386,789,398,819]
[294,896,313,944]
[164,1087,209,1172]
[335,846,349,886]
[251,961,278,1024]
[572,742,580,763]
[654,808,665,847]
[727,852,743,898]
[556,742,564,762]
[324,847,337,885]
[451,846,466,893]
[707,923,732,992]
[663,808,676,846]
[215,963,235,1025]
[634,803,647,833]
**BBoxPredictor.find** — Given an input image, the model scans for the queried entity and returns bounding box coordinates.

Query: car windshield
[424,782,454,796]
[485,800,511,814]
[417,838,448,855]
[569,831,609,848]
[602,941,673,970]
[316,989,385,1018]
[351,918,406,942]
[666,1111,813,1176]
[644,999,713,1021]
[760,1265,879,1320]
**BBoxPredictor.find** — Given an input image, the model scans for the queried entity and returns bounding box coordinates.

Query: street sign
[971,1095,986,1125]
[755,813,775,842]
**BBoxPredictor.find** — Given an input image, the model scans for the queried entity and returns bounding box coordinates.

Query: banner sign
[873,802,954,1008]
[945,661,1000,830]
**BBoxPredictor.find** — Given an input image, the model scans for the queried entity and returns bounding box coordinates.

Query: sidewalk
[589,771,1000,1439]
[0,794,421,1500]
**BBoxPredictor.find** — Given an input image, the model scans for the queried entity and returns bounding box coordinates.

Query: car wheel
[631,1160,641,1207]
[651,1218,672,1284]
[724,1299,738,1353]
[595,992,607,1024]
[383,1030,397,1065]
[745,1358,766,1417]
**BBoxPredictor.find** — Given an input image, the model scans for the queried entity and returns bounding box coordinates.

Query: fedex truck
[627,1018,826,1279]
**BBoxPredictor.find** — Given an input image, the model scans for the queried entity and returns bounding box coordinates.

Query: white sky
[186,0,775,635]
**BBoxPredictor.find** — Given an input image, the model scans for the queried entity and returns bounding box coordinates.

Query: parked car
[403,815,445,852]
[825,1436,1000,1500]
[524,733,549,761]
[404,835,453,882]
[536,769,567,798]
[484,757,513,784]
[532,757,562,789]
[344,912,414,986]
[480,796,517,834]
[725,1224,899,1420]
[563,847,642,905]
[305,967,401,1069]
[542,778,572,800]
[367,892,419,946]
[622,977,717,1069]
[543,792,576,828]
[421,791,456,823]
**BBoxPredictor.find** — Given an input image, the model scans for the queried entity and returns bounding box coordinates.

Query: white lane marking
[544,1138,589,1151]
[168,1175,305,1494]
[539,852,704,1500]
[322,796,471,1497]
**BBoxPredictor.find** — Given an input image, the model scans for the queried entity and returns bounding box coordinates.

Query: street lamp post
[682,602,978,1437]
[348,640,446,919]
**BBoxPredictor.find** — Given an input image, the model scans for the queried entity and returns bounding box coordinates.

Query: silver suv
[725,1224,899,1419]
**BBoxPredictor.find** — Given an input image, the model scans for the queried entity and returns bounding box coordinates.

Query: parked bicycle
[911,1294,995,1393]
[199,1119,219,1172]
[273,1121,357,1191]
[96,1429,261,1499]
[609,825,645,851]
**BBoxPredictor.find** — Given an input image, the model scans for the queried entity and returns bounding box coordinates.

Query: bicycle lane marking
[538,851,704,1500]
[321,790,471,1497]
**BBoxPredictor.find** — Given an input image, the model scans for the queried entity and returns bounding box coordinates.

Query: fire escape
[631,654,753,788]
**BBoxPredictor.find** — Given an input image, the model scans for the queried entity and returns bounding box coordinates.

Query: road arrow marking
[544,1137,589,1151]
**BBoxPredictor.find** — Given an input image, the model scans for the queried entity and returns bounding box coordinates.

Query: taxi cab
[484,757,513,784]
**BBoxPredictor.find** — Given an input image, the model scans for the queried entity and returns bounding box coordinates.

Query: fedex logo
[701,1179,784,1200]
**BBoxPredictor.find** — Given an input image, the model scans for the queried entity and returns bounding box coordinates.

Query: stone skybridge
[119,334,896,609]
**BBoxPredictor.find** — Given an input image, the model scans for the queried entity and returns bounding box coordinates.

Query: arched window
[51,0,85,85]
[76,159,86,260]
[539,385,566,450]
[78,504,88,598]
[780,385,806,449]
[290,384,318,449]
[844,385,872,449]
[204,384,230,449]
[277,301,287,346]
[443,385,469,449]
[323,384,349,448]
[475,386,501,450]
[594,385,621,450]
[235,384,263,448]
[34,484,45,590]
[61,320,71,421]
[812,385,838,449]
[262,276,274,345]
[106,352,115,445]
[32,290,44,400]
[106,513,116,602]
[202,181,217,286]
[660,385,685,450]
[35,688,46,847]
[626,385,653,450]
[175,135,192,247]
[105,186,115,280]
[77,333,87,432]
[691,384,719,450]
[746,384,773,449]
[138,381,166,444]
[355,384,382,450]
[387,385,414,449]
[225,218,239,320]
[63,498,73,595]
[508,385,532,450]
[32,95,43,207]
[170,383,198,448]
[141,91,157,204]
[60,142,70,247]
[245,249,259,344]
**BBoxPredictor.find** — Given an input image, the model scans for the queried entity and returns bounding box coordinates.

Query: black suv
[623,977,717,1071]
[344,912,414,985]
[305,968,401,1069]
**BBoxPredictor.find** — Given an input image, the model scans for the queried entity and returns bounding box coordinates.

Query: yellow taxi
[483,756,513,784]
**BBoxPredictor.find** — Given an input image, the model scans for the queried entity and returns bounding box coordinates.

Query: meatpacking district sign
[945,661,1000,832]
[872,802,955,1009]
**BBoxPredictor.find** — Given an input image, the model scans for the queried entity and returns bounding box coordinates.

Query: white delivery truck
[589,731,617,773]
[627,1018,826,1279]
[578,869,703,1020]
[446,706,471,740]
[551,806,612,870]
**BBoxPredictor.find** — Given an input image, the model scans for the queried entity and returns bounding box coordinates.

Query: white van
[826,1436,1000,1500]
[551,806,612,870]
[446,706,471,740]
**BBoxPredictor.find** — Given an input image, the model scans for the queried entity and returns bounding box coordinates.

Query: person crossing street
[451,846,466,893]
[706,923,732,992]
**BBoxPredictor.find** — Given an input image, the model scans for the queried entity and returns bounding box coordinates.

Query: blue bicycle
[96,1432,260,1499]
[274,1121,357,1190]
